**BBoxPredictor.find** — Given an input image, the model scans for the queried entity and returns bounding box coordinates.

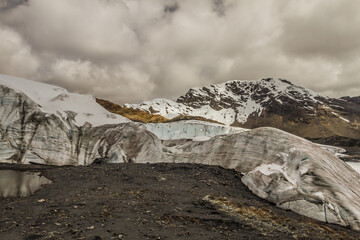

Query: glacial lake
[0,170,51,198]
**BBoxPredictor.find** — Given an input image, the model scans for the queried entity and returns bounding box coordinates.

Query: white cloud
[0,24,39,77]
[50,59,154,103]
[0,0,359,103]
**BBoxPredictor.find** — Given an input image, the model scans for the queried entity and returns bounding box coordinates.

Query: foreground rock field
[1,163,359,240]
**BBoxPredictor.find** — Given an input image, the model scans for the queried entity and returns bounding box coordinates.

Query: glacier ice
[1,74,360,230]
[144,120,247,141]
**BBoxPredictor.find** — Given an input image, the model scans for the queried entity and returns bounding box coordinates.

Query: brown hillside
[165,115,224,125]
[96,98,168,123]
[97,98,222,125]
[233,105,360,140]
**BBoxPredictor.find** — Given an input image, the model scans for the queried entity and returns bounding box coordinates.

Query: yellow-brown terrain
[96,98,168,123]
[96,98,220,124]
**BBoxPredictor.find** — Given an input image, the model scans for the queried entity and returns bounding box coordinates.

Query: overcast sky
[0,0,359,103]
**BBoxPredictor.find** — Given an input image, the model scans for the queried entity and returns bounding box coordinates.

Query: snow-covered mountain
[126,78,360,139]
[125,78,322,124]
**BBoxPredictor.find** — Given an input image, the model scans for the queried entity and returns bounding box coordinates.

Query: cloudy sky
[0,0,359,103]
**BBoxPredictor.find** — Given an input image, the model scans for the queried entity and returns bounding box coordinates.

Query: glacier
[0,74,129,127]
[1,74,360,230]
[144,120,247,141]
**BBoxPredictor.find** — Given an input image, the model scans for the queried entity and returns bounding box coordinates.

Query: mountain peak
[176,78,322,111]
[126,78,360,139]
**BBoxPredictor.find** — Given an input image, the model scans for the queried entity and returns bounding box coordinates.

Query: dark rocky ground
[1,163,360,240]
[308,136,360,162]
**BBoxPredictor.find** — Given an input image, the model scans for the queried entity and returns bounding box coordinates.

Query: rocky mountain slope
[125,78,360,139]
[2,74,360,229]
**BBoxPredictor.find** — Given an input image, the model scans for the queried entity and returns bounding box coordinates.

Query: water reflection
[0,170,51,197]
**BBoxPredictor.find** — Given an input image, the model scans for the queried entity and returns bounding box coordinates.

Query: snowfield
[0,74,129,127]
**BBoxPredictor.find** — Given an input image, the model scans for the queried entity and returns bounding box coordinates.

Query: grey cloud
[212,0,226,17]
[280,1,360,60]
[164,2,179,13]
[0,23,39,77]
[0,0,27,11]
[0,0,140,64]
[0,0,358,104]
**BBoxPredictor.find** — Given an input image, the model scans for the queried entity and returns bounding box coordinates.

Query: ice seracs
[144,120,247,141]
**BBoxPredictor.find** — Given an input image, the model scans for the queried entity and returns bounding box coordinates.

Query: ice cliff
[144,120,247,141]
[0,74,130,165]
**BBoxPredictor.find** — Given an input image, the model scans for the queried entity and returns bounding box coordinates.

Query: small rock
[87,226,95,230]
[38,199,46,203]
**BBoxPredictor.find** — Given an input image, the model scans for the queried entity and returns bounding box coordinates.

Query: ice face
[144,120,247,141]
